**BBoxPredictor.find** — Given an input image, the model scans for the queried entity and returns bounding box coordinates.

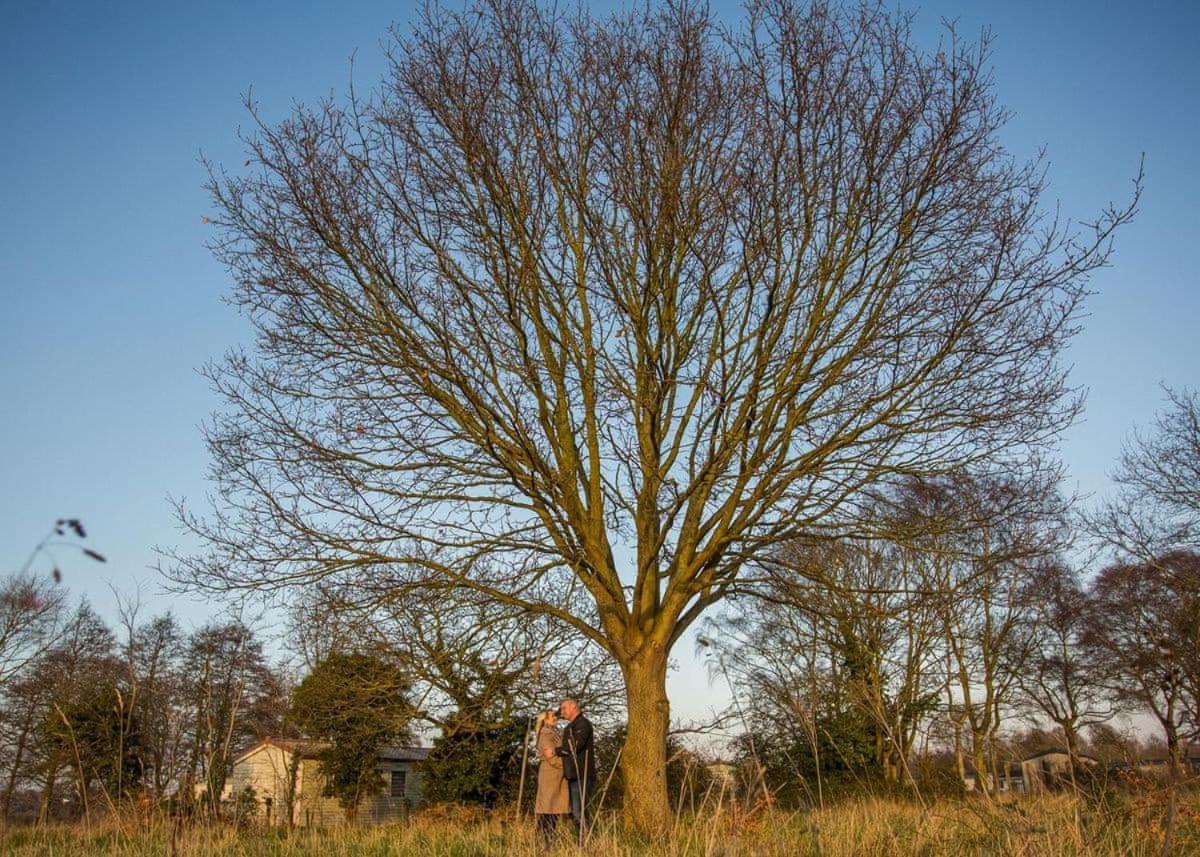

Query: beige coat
[535,725,569,815]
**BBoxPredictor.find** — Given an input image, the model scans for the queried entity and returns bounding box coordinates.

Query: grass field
[3,792,1198,856]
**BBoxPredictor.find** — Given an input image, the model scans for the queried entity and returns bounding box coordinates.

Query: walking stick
[514,646,545,824]
[515,711,535,823]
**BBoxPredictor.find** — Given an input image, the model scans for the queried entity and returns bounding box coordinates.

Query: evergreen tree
[291,653,414,822]
[419,717,526,810]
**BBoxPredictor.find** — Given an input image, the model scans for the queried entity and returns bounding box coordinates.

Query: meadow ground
[3,792,1198,856]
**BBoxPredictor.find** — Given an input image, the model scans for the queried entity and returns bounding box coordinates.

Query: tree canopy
[173,0,1136,831]
[291,653,416,821]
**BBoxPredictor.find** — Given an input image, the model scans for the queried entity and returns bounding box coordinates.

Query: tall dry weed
[2,792,1196,856]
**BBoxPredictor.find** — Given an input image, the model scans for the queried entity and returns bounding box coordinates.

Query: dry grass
[3,792,1197,856]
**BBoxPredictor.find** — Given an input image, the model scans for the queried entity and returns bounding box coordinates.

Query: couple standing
[534,698,595,841]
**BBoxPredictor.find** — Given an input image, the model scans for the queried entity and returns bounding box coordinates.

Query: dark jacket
[556,713,596,786]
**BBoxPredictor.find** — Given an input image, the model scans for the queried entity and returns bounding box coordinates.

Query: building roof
[262,738,326,756]
[1021,750,1100,763]
[379,745,431,762]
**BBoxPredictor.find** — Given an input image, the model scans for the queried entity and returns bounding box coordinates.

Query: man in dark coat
[555,698,596,834]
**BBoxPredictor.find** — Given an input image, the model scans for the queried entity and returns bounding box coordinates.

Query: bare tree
[1014,562,1113,779]
[704,535,942,790]
[29,602,116,822]
[1084,721,1142,768]
[288,585,621,735]
[129,615,187,801]
[1090,388,1200,561]
[179,621,275,814]
[1086,552,1200,857]
[909,468,1066,795]
[1085,552,1200,778]
[111,595,191,803]
[170,0,1135,829]
[0,573,65,689]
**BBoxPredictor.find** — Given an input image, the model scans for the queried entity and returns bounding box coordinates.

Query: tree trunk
[620,649,671,835]
[952,719,966,792]
[988,735,1003,793]
[1,710,34,819]
[1063,722,1080,782]
[284,753,301,830]
[38,757,62,823]
[1166,727,1183,782]
[875,724,891,782]
[970,733,991,797]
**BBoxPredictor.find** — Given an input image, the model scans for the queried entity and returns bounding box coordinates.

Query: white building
[222,737,428,826]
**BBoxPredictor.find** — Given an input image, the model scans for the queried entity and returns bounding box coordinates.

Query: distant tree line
[0,562,620,824]
[4,386,1195,823]
[0,587,289,823]
[701,389,1200,805]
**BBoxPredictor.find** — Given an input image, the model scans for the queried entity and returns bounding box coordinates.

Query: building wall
[222,744,299,825]
[224,744,425,827]
[294,758,423,827]
[1021,752,1090,794]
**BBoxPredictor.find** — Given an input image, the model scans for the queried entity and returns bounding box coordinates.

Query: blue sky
[1,1,1197,722]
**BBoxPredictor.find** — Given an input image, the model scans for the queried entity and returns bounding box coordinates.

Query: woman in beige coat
[534,709,569,840]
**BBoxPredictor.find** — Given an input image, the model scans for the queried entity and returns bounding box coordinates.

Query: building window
[390,770,407,798]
